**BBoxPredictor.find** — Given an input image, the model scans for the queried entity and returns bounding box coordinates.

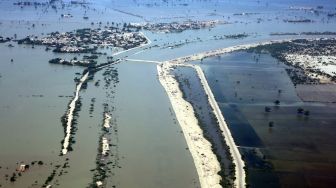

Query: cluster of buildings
[256,39,336,84]
[49,58,95,67]
[130,20,224,33]
[17,27,148,53]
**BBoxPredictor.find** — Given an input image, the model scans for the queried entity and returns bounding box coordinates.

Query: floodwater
[1,0,336,187]
[110,61,198,188]
[197,51,336,187]
[0,1,199,187]
[198,52,301,147]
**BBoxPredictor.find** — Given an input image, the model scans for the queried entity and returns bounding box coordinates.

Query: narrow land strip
[164,39,292,64]
[125,59,161,64]
[194,65,246,188]
[62,72,89,155]
[157,63,222,188]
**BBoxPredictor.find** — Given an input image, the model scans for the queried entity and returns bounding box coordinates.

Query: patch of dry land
[247,38,336,102]
[284,54,336,83]
[18,27,148,53]
[248,38,336,85]
[129,20,226,33]
[62,72,89,155]
[166,39,294,65]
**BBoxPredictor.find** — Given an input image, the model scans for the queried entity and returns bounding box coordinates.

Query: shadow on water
[219,103,264,147]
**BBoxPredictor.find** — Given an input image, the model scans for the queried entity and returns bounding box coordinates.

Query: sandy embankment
[62,72,89,155]
[165,39,293,64]
[157,63,222,188]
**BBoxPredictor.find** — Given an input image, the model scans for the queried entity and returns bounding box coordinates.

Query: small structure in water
[16,164,29,172]
[102,137,109,155]
[96,181,103,186]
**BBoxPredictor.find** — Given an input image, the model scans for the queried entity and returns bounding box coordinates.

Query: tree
[304,110,310,116]
[10,173,16,182]
[274,100,280,105]
[297,107,304,114]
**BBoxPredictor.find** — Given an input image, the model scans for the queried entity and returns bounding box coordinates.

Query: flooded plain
[1,0,336,187]
[197,51,336,187]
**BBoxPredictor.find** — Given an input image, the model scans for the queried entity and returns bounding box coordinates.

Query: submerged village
[17,26,148,66]
[1,0,336,188]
